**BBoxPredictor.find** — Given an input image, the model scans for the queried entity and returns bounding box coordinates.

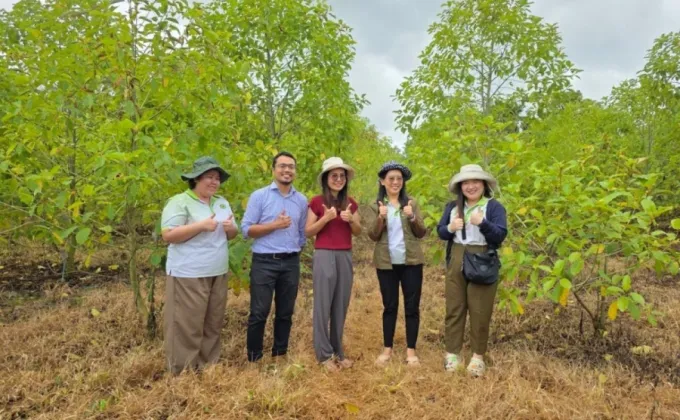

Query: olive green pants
[445,244,498,355]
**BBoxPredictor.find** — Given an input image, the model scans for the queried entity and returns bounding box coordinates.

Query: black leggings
[376,264,423,349]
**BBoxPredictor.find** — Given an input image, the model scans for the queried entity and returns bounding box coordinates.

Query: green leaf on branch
[602,191,631,204]
[60,226,78,239]
[150,254,162,267]
[18,188,34,205]
[640,198,656,214]
[621,275,631,292]
[552,260,565,276]
[628,302,641,320]
[629,292,645,305]
[606,286,624,296]
[76,228,91,245]
[569,259,584,277]
[542,278,557,293]
[669,261,679,275]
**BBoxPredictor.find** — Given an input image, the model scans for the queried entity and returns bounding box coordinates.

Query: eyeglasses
[330,174,346,181]
[276,164,296,170]
[385,176,403,183]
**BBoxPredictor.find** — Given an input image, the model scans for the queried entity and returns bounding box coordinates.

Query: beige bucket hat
[317,157,355,186]
[448,164,498,194]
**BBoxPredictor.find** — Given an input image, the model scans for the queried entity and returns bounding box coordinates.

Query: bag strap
[456,197,489,241]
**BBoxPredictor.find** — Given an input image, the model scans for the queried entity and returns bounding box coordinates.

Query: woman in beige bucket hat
[305,157,361,371]
[437,164,507,377]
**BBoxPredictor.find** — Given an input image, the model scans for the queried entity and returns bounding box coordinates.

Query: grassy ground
[1,239,679,419]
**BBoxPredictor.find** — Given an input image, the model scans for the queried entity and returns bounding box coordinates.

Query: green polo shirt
[161,190,238,278]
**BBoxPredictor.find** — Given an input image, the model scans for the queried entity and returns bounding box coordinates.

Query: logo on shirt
[219,204,227,209]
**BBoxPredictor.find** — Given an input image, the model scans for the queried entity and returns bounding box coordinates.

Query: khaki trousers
[164,274,228,375]
[445,244,498,355]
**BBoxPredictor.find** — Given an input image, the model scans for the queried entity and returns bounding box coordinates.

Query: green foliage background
[0,0,678,335]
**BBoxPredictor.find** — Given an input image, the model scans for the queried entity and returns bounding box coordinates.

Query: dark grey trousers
[312,249,353,362]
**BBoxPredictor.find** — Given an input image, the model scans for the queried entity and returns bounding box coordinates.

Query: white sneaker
[444,353,460,372]
[467,357,486,377]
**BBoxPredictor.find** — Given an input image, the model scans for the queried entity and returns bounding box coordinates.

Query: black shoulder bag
[463,248,500,285]
[457,204,501,285]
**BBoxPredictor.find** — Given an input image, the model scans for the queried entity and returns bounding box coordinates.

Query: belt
[253,252,300,260]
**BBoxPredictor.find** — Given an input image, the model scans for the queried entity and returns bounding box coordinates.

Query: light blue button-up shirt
[241,182,308,253]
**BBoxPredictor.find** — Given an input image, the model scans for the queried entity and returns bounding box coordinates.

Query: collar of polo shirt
[185,189,219,210]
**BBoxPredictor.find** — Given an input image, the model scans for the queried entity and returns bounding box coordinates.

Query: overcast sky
[2,0,678,148]
[327,0,680,148]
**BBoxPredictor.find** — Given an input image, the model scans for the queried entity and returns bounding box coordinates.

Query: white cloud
[348,52,406,134]
[573,69,629,100]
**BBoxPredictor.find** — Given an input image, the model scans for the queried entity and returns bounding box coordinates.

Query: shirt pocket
[261,199,286,223]
[187,204,212,225]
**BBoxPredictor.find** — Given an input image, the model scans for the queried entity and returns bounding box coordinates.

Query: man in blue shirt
[241,151,308,362]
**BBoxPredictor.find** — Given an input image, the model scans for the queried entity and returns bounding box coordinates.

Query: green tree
[199,0,367,187]
[395,0,580,132]
[0,0,373,336]
[0,0,247,336]
[503,144,678,332]
[0,0,124,275]
[606,32,680,198]
[394,4,680,331]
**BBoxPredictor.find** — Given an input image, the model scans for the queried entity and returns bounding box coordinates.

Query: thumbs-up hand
[449,217,464,232]
[222,214,234,232]
[322,204,337,222]
[469,207,484,226]
[201,213,219,232]
[340,203,353,222]
[378,201,388,219]
[275,210,292,229]
[403,200,414,219]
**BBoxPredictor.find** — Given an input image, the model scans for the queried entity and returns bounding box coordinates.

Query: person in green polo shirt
[160,156,239,375]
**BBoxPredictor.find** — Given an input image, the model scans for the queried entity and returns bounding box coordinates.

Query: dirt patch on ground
[0,248,148,324]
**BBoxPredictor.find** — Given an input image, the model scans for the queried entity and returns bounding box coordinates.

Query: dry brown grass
[2,241,680,419]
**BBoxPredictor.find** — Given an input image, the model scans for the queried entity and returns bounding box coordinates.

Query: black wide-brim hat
[377,161,412,181]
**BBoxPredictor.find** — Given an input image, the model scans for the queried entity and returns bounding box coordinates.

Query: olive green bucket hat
[181,156,230,183]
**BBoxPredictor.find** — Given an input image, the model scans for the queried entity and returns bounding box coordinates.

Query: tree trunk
[265,47,277,139]
[63,122,78,280]
[146,274,157,338]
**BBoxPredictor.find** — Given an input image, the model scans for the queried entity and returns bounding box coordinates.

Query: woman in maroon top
[305,157,362,371]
